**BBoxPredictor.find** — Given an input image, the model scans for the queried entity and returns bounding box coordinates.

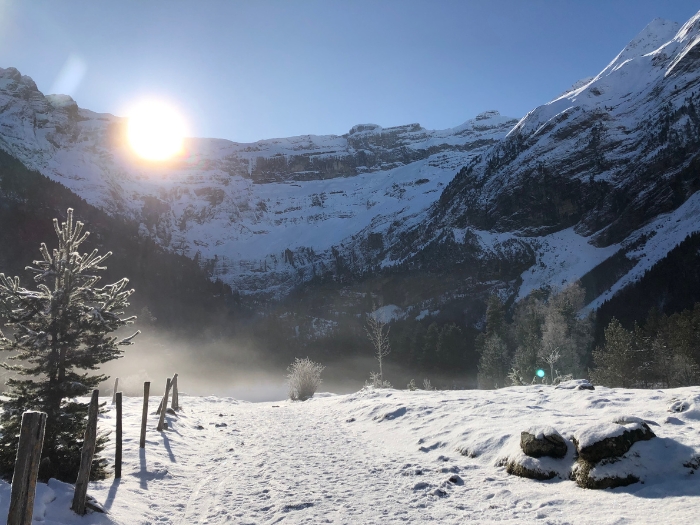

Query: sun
[127,100,186,161]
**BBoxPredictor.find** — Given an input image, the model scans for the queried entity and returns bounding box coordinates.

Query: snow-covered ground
[1,385,698,524]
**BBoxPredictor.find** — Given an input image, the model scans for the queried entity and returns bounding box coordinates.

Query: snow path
[101,397,468,524]
[0,385,699,524]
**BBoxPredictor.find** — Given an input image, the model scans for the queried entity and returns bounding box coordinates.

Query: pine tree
[591,318,636,388]
[477,334,509,389]
[436,323,464,369]
[538,283,592,379]
[0,209,139,482]
[512,292,545,381]
[420,322,440,371]
[477,294,511,388]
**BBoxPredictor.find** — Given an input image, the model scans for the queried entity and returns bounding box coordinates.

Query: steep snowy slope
[432,15,698,240]
[0,66,514,298]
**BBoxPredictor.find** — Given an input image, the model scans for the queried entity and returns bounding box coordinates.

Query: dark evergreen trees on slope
[0,208,138,482]
[590,318,637,388]
[591,307,700,388]
[476,294,511,389]
[0,147,235,337]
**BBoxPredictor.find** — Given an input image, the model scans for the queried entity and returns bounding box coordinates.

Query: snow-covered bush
[287,357,324,401]
[365,371,392,389]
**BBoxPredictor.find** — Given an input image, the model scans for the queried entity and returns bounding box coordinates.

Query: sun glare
[127,101,186,161]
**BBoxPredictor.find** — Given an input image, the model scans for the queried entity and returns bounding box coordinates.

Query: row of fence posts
[6,373,180,525]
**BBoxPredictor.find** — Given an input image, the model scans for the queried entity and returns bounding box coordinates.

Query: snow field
[0,385,698,524]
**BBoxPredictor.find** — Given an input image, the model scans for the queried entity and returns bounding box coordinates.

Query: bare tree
[365,315,391,382]
[543,348,561,383]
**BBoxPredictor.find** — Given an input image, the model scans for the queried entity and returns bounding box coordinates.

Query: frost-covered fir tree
[0,209,139,482]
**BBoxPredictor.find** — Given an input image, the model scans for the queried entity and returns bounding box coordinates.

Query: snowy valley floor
[1,384,699,524]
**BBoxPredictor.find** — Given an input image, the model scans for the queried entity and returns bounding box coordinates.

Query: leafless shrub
[287,357,324,401]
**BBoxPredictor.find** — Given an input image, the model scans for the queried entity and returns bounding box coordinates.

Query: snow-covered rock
[520,425,568,458]
[573,418,656,462]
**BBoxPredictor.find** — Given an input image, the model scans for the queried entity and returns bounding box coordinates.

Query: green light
[536,369,545,378]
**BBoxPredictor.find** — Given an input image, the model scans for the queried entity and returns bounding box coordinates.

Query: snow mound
[555,378,594,390]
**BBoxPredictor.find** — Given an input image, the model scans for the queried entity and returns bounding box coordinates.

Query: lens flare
[536,369,545,378]
[127,100,186,161]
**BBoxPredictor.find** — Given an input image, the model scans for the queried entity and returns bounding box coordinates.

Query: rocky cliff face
[0,66,515,298]
[340,14,700,316]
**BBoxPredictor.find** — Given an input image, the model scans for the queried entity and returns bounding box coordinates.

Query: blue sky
[1,1,698,142]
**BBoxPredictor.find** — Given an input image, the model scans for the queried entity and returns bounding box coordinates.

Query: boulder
[573,418,655,463]
[572,459,639,489]
[521,426,568,458]
[501,426,571,481]
[503,459,559,480]
[571,417,656,489]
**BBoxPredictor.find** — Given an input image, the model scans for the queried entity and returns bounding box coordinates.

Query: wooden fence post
[170,373,179,410]
[115,392,122,478]
[71,389,99,515]
[157,373,178,415]
[111,378,119,405]
[156,378,172,432]
[140,382,150,449]
[7,411,47,525]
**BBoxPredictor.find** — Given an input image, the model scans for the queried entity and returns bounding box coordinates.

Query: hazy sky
[1,1,698,142]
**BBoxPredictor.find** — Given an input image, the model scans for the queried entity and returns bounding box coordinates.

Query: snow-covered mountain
[346,13,700,314]
[0,67,514,298]
[2,11,700,314]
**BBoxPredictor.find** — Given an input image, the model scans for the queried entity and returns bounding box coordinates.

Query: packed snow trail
[0,385,699,524]
[100,396,470,524]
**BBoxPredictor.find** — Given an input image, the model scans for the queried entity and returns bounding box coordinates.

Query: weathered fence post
[7,411,47,525]
[111,378,119,405]
[71,389,99,515]
[157,373,178,415]
[170,373,179,410]
[156,378,172,432]
[140,381,150,449]
[115,392,122,478]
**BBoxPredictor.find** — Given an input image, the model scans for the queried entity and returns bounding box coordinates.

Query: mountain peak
[601,18,680,75]
[475,110,501,121]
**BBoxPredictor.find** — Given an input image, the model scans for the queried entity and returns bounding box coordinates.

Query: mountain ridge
[1,11,700,320]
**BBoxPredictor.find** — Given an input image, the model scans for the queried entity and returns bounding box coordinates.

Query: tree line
[592,305,700,388]
[476,283,594,388]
